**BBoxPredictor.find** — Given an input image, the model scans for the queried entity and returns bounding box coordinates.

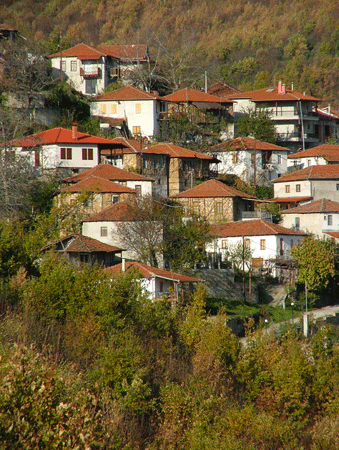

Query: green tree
[237,108,277,144]
[291,236,336,292]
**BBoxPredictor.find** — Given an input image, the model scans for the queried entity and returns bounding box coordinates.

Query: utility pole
[253,138,257,188]
[242,235,246,300]
[59,32,63,82]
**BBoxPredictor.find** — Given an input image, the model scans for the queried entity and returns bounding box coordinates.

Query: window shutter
[88,148,93,160]
[60,147,66,159]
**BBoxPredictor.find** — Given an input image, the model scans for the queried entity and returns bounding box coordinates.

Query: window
[132,126,141,135]
[111,103,117,114]
[100,104,106,114]
[85,79,96,95]
[82,148,93,160]
[70,60,77,72]
[307,159,311,167]
[336,183,339,191]
[232,152,238,163]
[60,147,72,160]
[244,238,251,248]
[285,185,290,193]
[260,239,266,250]
[84,197,93,209]
[112,195,119,204]
[328,215,333,226]
[216,202,223,214]
[296,184,301,192]
[34,150,40,167]
[295,217,300,229]
[278,154,282,164]
[221,239,228,249]
[100,226,108,237]
[61,60,66,71]
[135,103,141,114]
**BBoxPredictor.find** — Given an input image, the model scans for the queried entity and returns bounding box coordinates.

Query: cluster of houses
[4,34,339,301]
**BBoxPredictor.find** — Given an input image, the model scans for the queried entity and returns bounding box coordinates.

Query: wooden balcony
[80,67,101,78]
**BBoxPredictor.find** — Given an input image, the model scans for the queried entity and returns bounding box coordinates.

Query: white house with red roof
[208,137,289,185]
[281,198,339,238]
[50,43,149,96]
[105,260,201,302]
[82,201,163,265]
[91,85,165,138]
[11,124,121,174]
[171,179,256,223]
[206,219,306,275]
[228,82,321,152]
[287,144,339,170]
[272,165,339,209]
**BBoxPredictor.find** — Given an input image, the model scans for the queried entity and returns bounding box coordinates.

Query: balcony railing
[80,67,101,78]
[242,211,273,221]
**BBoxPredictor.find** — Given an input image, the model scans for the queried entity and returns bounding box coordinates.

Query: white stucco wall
[287,156,327,169]
[281,212,339,238]
[273,180,311,198]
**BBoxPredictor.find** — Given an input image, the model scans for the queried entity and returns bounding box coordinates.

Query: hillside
[1,1,339,103]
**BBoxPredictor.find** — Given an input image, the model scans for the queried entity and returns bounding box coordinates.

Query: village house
[91,85,165,138]
[171,179,256,224]
[316,106,339,143]
[50,43,149,96]
[62,164,154,197]
[9,124,121,175]
[100,139,218,197]
[281,198,339,238]
[208,137,289,185]
[287,144,339,170]
[206,219,306,275]
[81,201,163,265]
[105,260,201,302]
[272,165,339,210]
[57,176,137,217]
[228,82,321,152]
[41,234,123,267]
[161,87,234,138]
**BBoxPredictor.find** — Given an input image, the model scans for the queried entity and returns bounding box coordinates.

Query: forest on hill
[2,0,339,104]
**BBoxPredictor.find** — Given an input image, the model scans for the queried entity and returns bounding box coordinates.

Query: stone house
[171,179,256,224]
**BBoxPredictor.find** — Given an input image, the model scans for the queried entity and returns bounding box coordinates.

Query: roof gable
[282,198,339,214]
[94,85,160,101]
[211,137,289,152]
[172,179,256,199]
[82,201,135,222]
[42,234,122,253]
[50,43,106,60]
[228,86,321,102]
[63,176,137,194]
[288,144,339,162]
[145,143,214,160]
[272,165,339,183]
[97,44,148,61]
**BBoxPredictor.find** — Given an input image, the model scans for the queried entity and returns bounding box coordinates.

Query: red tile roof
[106,261,201,282]
[288,144,339,162]
[63,164,154,183]
[94,85,160,101]
[82,201,135,222]
[282,198,339,214]
[317,108,339,121]
[162,87,233,104]
[50,43,106,60]
[10,127,118,148]
[97,44,148,61]
[208,82,241,97]
[228,86,321,102]
[324,232,339,239]
[211,137,289,152]
[63,176,137,194]
[271,197,313,203]
[172,179,256,199]
[144,143,215,160]
[210,219,307,238]
[107,137,143,153]
[43,234,122,253]
[272,165,339,183]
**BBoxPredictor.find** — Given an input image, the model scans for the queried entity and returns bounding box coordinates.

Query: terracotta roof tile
[82,201,135,222]
[271,197,313,203]
[207,82,241,97]
[105,261,201,282]
[211,137,289,152]
[63,176,137,194]
[43,234,122,253]
[210,219,307,237]
[172,179,256,199]
[97,44,148,61]
[324,232,339,239]
[228,86,321,102]
[50,43,106,60]
[10,127,118,148]
[162,87,233,104]
[63,164,154,183]
[288,144,339,162]
[272,165,339,182]
[94,85,160,101]
[145,143,214,160]
[282,198,339,214]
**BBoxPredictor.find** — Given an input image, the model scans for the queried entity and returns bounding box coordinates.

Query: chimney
[72,122,78,140]
[122,258,126,273]
[282,83,286,94]
[278,80,282,94]
[291,82,294,90]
